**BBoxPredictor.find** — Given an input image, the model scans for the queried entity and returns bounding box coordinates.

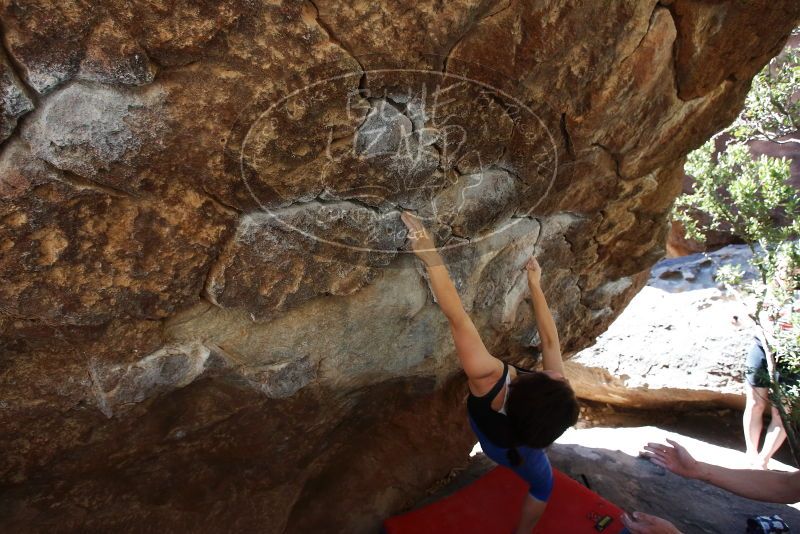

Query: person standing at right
[742,254,799,469]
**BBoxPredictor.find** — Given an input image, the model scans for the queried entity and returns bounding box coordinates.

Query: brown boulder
[1,1,799,532]
[0,140,234,325]
[205,201,405,320]
[0,47,33,143]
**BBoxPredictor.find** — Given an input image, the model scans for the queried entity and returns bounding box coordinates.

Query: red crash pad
[383,466,624,534]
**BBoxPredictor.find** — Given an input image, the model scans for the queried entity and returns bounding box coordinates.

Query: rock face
[1,1,799,532]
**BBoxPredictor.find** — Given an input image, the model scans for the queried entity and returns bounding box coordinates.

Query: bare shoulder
[467,357,505,397]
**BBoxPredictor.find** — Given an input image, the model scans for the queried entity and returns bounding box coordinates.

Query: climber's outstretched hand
[525,256,542,286]
[401,211,442,266]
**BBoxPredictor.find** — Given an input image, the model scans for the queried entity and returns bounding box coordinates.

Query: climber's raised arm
[401,211,501,388]
[525,257,565,376]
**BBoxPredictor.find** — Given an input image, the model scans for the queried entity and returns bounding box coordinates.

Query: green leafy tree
[674,31,800,465]
[728,33,800,145]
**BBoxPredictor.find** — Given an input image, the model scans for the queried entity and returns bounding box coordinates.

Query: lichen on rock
[22,81,167,193]
[205,201,406,320]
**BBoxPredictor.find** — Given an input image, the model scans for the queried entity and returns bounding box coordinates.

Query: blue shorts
[468,414,554,502]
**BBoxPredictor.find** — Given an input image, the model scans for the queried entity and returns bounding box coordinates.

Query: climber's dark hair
[504,371,580,466]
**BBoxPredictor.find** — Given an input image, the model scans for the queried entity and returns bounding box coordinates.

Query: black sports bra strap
[511,363,533,374]
[475,362,508,401]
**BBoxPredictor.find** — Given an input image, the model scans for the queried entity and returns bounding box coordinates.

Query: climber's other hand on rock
[401,211,442,266]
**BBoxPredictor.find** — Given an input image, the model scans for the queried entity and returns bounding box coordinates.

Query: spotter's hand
[640,439,701,480]
[622,512,683,534]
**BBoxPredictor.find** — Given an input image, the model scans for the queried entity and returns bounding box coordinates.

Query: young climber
[401,211,580,533]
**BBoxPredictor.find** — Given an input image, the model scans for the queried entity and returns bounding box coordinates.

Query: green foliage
[673,32,800,273]
[729,44,800,143]
[714,263,745,287]
[773,310,800,430]
[776,312,800,374]
[675,29,800,254]
[673,138,798,275]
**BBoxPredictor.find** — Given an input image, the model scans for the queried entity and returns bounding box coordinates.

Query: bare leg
[758,405,787,469]
[513,494,546,534]
[743,384,768,461]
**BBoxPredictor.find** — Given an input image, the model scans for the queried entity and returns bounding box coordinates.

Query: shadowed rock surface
[1,1,799,532]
